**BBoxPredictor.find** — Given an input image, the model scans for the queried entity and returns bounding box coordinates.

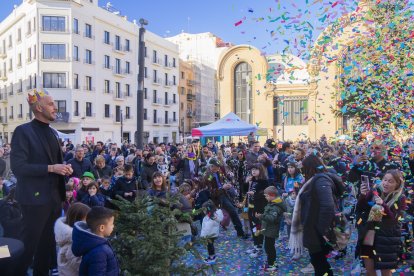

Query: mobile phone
[361,175,370,190]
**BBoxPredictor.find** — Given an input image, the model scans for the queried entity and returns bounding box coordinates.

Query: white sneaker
[300,263,314,274]
[249,248,262,258]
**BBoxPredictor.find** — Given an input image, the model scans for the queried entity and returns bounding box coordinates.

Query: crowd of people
[1,89,414,276]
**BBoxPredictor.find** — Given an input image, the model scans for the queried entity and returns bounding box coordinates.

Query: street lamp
[135,18,148,149]
[120,109,123,143]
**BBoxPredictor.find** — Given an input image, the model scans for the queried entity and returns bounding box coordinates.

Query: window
[173,75,176,85]
[104,104,110,118]
[125,61,130,74]
[165,73,168,85]
[181,71,185,79]
[274,97,308,126]
[74,73,79,89]
[165,92,168,104]
[42,16,65,32]
[85,23,92,38]
[125,39,130,51]
[144,108,147,120]
[8,35,12,48]
[165,111,168,124]
[55,100,66,112]
[173,94,176,103]
[180,102,184,110]
[115,58,121,74]
[86,102,92,117]
[172,58,176,67]
[104,55,110,69]
[164,55,168,66]
[115,82,121,98]
[8,59,12,71]
[18,79,22,92]
[181,87,185,94]
[17,28,21,42]
[144,88,147,99]
[85,49,92,64]
[153,110,157,123]
[43,44,66,60]
[153,50,157,63]
[144,67,147,78]
[104,31,110,44]
[19,104,23,118]
[115,35,120,50]
[43,73,66,88]
[10,106,13,119]
[125,106,130,119]
[115,105,121,122]
[144,46,147,57]
[234,62,253,123]
[27,21,31,35]
[73,18,79,34]
[74,101,79,116]
[85,76,92,91]
[173,111,176,121]
[17,53,22,67]
[104,80,110,93]
[153,90,157,103]
[153,70,157,82]
[73,45,79,61]
[125,84,130,96]
[34,45,36,59]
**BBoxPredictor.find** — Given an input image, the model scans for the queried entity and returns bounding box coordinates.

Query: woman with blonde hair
[355,169,406,276]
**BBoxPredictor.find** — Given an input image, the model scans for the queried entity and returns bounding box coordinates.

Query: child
[169,163,178,191]
[283,162,304,195]
[200,200,223,264]
[113,164,137,202]
[63,184,75,214]
[54,203,90,276]
[72,206,119,276]
[81,182,105,207]
[111,166,124,189]
[67,177,80,200]
[283,189,296,240]
[100,176,115,208]
[255,186,286,271]
[76,172,95,202]
[245,163,269,258]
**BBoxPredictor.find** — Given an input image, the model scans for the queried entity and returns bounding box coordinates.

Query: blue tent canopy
[191,112,257,137]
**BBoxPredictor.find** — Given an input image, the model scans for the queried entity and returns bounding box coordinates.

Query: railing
[152,78,162,85]
[152,97,162,104]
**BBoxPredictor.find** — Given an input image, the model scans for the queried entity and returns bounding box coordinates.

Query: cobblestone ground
[185,222,414,276]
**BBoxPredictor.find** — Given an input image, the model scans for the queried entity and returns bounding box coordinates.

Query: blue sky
[0,0,359,58]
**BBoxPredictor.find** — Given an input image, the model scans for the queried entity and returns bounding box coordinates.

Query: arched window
[234,62,253,123]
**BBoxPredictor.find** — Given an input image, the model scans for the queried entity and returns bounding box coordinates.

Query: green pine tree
[110,194,210,276]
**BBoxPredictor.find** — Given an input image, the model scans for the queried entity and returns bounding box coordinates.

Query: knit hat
[81,171,95,180]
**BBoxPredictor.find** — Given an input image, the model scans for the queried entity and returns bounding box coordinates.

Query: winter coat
[301,173,337,254]
[72,221,119,276]
[260,197,286,238]
[247,178,268,213]
[0,198,23,239]
[140,162,159,189]
[356,190,406,270]
[182,158,199,180]
[54,217,81,276]
[113,176,138,202]
[92,165,113,180]
[67,158,93,179]
[81,193,105,207]
[200,209,224,238]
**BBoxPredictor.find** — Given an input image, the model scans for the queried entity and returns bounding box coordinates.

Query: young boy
[255,186,286,272]
[72,206,119,276]
[113,164,137,202]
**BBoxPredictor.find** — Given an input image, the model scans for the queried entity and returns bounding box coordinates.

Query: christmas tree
[335,0,414,136]
[111,194,209,276]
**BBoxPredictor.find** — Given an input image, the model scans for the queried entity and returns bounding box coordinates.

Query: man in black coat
[11,91,73,276]
[67,145,93,178]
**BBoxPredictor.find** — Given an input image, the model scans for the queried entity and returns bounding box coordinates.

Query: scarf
[288,176,314,255]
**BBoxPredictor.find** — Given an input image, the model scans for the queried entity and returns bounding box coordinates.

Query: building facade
[142,31,180,144]
[0,0,139,145]
[178,60,195,141]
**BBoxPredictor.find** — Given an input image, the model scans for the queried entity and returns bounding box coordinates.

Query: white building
[0,0,138,145]
[166,32,230,126]
[142,31,180,144]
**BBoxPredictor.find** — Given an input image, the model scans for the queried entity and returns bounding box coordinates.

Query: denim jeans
[219,194,244,236]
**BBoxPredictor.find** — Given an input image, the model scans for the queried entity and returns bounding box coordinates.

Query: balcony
[113,91,125,100]
[103,89,113,95]
[153,118,162,124]
[164,100,174,106]
[164,81,175,87]
[152,97,162,105]
[152,57,162,66]
[103,64,113,70]
[83,32,95,39]
[187,94,195,101]
[113,45,125,54]
[152,78,162,85]
[83,59,95,65]
[187,79,196,86]
[0,93,7,102]
[113,68,126,77]
[0,116,6,123]
[42,28,69,33]
[83,86,95,92]
[8,90,13,96]
[17,88,23,94]
[8,115,13,120]
[73,111,80,117]
[17,114,23,119]
[0,49,6,59]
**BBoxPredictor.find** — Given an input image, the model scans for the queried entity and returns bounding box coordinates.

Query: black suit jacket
[10,120,65,205]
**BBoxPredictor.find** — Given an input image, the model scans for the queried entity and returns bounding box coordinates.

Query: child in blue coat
[72,206,119,276]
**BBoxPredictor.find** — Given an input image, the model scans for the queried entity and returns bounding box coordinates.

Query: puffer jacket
[72,221,119,276]
[356,190,406,269]
[140,162,159,189]
[54,217,81,276]
[260,197,286,238]
[200,209,224,238]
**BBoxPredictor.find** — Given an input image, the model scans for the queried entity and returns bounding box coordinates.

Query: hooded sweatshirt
[72,221,119,276]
